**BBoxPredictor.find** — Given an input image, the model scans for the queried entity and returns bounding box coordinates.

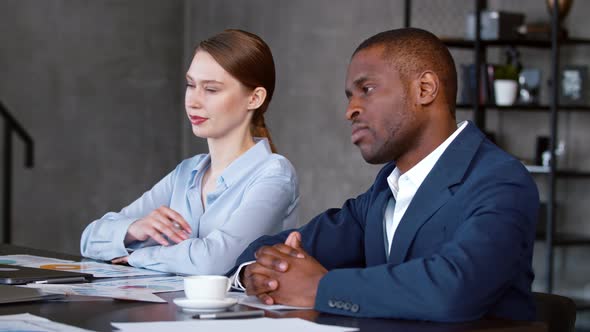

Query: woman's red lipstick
[189,115,208,125]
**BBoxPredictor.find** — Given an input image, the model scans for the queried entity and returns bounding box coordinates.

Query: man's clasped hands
[242,231,328,307]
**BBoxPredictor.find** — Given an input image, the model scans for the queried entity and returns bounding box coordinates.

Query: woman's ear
[416,71,439,106]
[247,87,267,110]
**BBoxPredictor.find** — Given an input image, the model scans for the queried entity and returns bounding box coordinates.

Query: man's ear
[416,71,439,106]
[247,87,267,110]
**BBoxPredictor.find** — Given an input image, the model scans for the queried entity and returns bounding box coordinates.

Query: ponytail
[250,110,277,153]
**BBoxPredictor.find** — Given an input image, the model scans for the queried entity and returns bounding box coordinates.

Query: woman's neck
[207,129,256,175]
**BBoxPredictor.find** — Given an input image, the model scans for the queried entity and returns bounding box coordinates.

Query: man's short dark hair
[354,28,457,115]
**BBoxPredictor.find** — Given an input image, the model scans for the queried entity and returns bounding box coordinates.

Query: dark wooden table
[0,244,547,332]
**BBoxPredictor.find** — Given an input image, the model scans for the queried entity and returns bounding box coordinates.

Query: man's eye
[186,82,195,88]
[363,86,375,94]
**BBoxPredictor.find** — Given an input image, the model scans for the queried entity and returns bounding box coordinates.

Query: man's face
[344,46,419,164]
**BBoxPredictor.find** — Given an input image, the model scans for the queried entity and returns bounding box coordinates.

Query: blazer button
[351,304,359,313]
[328,300,336,308]
[335,301,344,309]
[343,302,352,310]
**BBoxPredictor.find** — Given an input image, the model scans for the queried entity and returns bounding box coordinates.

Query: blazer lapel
[387,122,485,265]
[365,188,392,266]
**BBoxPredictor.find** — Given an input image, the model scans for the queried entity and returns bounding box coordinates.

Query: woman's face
[185,51,254,139]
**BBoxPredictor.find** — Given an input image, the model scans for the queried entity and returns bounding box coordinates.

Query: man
[230,28,539,322]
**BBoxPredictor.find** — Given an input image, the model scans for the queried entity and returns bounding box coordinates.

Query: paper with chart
[113,317,358,332]
[38,261,170,278]
[91,276,184,293]
[0,254,168,277]
[0,313,93,332]
[24,283,166,303]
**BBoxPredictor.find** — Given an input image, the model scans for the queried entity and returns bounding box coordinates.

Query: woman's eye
[204,87,218,93]
[186,82,195,88]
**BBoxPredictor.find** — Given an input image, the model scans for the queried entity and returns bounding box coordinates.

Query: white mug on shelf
[494,79,518,106]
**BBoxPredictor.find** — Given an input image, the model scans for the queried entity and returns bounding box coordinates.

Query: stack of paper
[113,317,358,332]
[0,313,92,332]
[0,254,168,278]
[227,292,313,311]
[0,254,185,303]
[24,283,167,303]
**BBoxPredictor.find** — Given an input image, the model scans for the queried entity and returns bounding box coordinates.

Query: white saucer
[173,297,238,312]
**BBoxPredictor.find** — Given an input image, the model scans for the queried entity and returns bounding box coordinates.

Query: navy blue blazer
[233,122,539,322]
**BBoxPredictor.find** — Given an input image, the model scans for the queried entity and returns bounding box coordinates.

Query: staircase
[0,100,34,244]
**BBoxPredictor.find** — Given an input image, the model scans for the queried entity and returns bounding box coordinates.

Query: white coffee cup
[184,275,231,301]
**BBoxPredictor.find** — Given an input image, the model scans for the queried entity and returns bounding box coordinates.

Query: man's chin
[363,157,386,165]
[358,147,388,165]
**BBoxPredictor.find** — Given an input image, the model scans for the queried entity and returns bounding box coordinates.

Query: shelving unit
[456,104,590,112]
[536,233,590,247]
[404,0,590,303]
[440,37,590,49]
[525,166,590,178]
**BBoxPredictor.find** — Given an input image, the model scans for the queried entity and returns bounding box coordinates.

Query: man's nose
[345,100,362,121]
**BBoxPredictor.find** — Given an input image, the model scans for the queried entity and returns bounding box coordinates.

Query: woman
[80,29,299,275]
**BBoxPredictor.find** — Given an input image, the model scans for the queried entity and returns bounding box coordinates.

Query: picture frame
[559,65,588,105]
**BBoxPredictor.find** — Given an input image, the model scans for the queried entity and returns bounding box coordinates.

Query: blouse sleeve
[126,160,299,275]
[80,166,179,261]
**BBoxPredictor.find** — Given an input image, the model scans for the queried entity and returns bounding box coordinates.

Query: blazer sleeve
[315,159,539,322]
[230,164,392,276]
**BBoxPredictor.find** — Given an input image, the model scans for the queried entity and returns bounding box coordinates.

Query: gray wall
[0,0,184,253]
[183,0,403,224]
[2,0,590,321]
[183,0,590,226]
[182,0,477,224]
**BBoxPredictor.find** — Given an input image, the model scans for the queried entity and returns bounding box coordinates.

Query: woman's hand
[111,256,129,265]
[125,206,192,246]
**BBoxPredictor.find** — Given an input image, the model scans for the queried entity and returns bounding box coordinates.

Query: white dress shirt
[385,121,467,256]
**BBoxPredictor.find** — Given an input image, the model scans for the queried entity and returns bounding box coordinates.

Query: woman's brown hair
[197,29,277,152]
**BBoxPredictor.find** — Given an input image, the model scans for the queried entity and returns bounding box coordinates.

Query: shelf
[441,37,590,49]
[456,103,590,111]
[571,297,590,311]
[411,0,590,297]
[525,165,590,178]
[536,232,590,246]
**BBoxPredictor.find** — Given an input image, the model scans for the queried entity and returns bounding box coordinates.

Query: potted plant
[494,47,522,106]
[494,64,520,106]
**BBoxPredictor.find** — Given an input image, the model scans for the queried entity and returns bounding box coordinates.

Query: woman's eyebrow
[185,75,223,85]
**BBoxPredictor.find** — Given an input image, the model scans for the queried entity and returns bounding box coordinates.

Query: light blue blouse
[80,139,299,275]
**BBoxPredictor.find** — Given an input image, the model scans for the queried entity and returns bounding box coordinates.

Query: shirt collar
[188,154,211,188]
[219,138,272,187]
[387,121,468,197]
[188,138,272,189]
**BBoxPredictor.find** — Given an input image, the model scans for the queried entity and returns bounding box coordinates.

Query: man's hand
[242,231,305,304]
[284,231,303,251]
[125,206,192,246]
[243,232,327,307]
